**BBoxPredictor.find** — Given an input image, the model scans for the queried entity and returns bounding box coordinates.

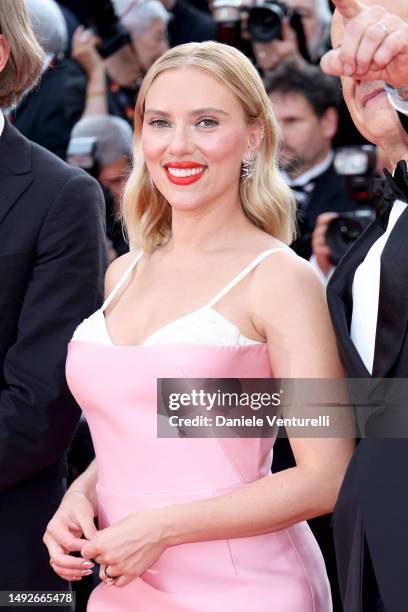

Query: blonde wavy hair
[0,0,44,109]
[122,41,296,253]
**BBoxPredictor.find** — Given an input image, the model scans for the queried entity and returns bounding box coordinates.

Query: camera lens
[247,4,285,42]
[326,210,375,264]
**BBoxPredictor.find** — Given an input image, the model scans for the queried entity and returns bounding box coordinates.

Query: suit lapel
[372,205,408,377]
[0,120,33,226]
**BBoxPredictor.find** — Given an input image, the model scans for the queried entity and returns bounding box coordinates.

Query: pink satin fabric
[66,341,332,611]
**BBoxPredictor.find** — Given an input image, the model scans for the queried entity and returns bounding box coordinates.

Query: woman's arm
[163,253,354,544]
[65,456,99,514]
[81,252,354,585]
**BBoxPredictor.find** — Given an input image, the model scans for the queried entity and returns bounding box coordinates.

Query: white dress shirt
[387,91,408,115]
[350,199,407,373]
[350,100,408,373]
[0,111,4,138]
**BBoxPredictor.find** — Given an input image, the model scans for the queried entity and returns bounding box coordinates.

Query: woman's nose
[167,124,194,157]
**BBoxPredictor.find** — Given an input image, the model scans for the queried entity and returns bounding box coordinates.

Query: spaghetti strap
[101,251,144,313]
[207,247,292,308]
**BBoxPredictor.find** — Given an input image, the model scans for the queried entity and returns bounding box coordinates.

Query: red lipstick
[163,161,207,185]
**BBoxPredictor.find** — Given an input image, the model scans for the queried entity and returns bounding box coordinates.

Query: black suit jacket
[10,58,84,159]
[0,121,107,595]
[291,162,353,259]
[327,185,408,611]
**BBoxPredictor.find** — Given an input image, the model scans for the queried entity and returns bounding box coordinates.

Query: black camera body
[87,0,131,58]
[326,146,377,264]
[213,0,310,62]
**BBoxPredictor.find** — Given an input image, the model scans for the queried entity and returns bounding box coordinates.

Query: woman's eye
[149,119,170,128]
[197,118,218,128]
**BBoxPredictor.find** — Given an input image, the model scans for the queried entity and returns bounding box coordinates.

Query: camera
[86,0,131,58]
[212,0,310,62]
[66,136,99,177]
[325,146,377,264]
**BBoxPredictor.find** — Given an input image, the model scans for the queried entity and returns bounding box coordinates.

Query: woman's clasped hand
[44,479,172,587]
[43,490,98,582]
[81,508,170,587]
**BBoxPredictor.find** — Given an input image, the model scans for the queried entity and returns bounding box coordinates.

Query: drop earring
[241,151,257,183]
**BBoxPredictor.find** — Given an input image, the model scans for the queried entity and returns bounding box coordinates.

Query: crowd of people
[1,0,408,611]
[6,0,384,269]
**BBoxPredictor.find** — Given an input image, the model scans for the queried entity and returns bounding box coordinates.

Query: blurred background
[9,1,388,609]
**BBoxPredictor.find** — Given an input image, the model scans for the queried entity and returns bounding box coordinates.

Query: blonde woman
[44,41,353,611]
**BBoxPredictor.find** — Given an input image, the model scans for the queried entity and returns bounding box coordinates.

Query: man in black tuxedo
[320,0,408,609]
[267,61,353,261]
[0,0,107,604]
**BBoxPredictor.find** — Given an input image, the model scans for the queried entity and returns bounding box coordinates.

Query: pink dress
[66,249,332,611]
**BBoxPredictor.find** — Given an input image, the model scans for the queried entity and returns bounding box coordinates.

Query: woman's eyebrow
[190,108,230,116]
[144,108,230,117]
[144,110,170,117]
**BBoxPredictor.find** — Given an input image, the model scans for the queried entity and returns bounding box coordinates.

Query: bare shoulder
[252,249,324,302]
[249,249,327,336]
[250,249,341,378]
[104,250,141,299]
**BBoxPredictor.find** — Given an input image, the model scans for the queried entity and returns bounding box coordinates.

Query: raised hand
[321,0,408,88]
[72,25,104,78]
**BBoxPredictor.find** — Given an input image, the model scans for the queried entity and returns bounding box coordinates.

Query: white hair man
[70,115,134,256]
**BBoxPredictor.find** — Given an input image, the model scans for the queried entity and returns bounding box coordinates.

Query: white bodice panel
[72,306,263,347]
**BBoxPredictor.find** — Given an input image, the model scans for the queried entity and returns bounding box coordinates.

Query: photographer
[70,0,169,124]
[267,60,353,259]
[68,115,133,259]
[251,0,332,73]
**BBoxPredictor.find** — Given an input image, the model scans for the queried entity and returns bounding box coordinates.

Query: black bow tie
[374,160,408,227]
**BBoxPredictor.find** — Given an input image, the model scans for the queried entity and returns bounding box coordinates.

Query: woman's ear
[0,35,10,73]
[247,120,265,155]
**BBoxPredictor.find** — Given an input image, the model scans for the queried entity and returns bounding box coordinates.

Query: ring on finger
[104,567,116,586]
[375,20,389,35]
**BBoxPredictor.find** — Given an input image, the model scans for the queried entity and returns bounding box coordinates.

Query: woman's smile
[163,161,207,185]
